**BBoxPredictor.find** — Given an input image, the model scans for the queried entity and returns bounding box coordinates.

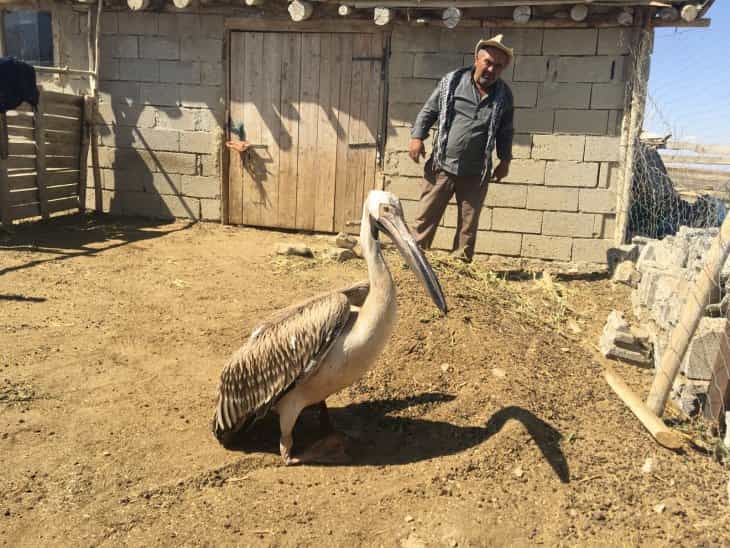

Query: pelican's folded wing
[212,291,352,443]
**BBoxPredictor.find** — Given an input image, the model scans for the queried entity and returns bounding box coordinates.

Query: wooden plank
[228,31,245,225]
[277,32,302,229]
[8,141,79,157]
[343,33,370,231]
[7,172,37,190]
[333,33,354,232]
[0,112,9,225]
[662,154,730,166]
[44,114,83,133]
[34,93,50,219]
[4,113,35,129]
[6,156,36,171]
[7,126,35,141]
[8,202,41,221]
[313,33,341,233]
[362,33,384,201]
[296,32,321,231]
[43,90,84,108]
[90,122,102,212]
[666,141,730,155]
[9,183,81,205]
[47,195,81,214]
[225,18,389,34]
[241,32,265,227]
[9,169,79,190]
[8,195,80,221]
[45,129,82,144]
[42,102,82,118]
[78,97,93,212]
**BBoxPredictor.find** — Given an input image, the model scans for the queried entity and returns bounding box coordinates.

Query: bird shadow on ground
[228,394,569,483]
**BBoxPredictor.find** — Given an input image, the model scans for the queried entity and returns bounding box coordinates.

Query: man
[408,34,514,262]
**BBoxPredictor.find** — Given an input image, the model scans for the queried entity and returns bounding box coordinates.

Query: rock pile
[602,226,730,417]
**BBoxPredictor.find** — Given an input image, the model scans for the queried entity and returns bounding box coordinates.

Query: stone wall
[385,26,634,263]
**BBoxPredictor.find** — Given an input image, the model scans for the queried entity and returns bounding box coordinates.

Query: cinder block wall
[385,26,633,263]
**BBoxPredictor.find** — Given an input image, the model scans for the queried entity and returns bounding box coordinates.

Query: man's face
[474,47,509,88]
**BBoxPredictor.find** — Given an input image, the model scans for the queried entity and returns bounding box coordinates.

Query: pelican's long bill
[374,207,448,315]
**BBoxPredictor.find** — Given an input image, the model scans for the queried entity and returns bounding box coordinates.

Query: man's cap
[474,34,514,63]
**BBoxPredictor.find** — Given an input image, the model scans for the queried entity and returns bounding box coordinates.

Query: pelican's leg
[317,400,333,434]
[278,401,304,466]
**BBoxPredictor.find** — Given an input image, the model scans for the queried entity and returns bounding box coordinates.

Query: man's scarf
[433,67,508,184]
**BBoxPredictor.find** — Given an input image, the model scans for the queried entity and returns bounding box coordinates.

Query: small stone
[612,260,642,287]
[440,363,451,373]
[568,509,578,518]
[404,515,414,523]
[726,478,730,505]
[275,243,313,258]
[641,457,654,474]
[568,320,583,334]
[513,466,524,478]
[102,451,111,457]
[335,233,358,249]
[653,503,666,514]
[325,248,356,262]
[491,367,506,378]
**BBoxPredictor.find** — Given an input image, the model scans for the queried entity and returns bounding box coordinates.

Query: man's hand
[409,138,426,163]
[492,160,510,182]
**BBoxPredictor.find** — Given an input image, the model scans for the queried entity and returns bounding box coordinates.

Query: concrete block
[390,52,415,78]
[682,318,726,380]
[556,57,616,83]
[579,188,616,213]
[514,56,549,82]
[613,260,642,287]
[385,176,422,201]
[118,149,198,175]
[532,135,585,161]
[392,28,440,53]
[101,12,118,34]
[502,159,546,184]
[173,14,200,37]
[98,81,140,105]
[99,168,145,192]
[144,172,182,195]
[385,152,423,178]
[596,214,616,239]
[201,199,221,221]
[545,161,599,188]
[585,137,621,162]
[607,110,623,137]
[155,108,197,131]
[522,234,572,261]
[129,127,182,152]
[386,126,417,152]
[538,83,591,110]
[389,103,423,127]
[139,36,179,61]
[591,83,626,109]
[180,37,223,63]
[442,204,458,228]
[555,110,608,135]
[413,53,462,79]
[160,194,201,220]
[182,175,219,199]
[598,162,621,189]
[105,36,139,59]
[598,28,632,55]
[179,85,222,109]
[438,28,490,53]
[199,153,219,177]
[526,186,579,212]
[400,199,420,224]
[195,109,222,132]
[118,59,159,82]
[514,109,554,133]
[201,63,223,86]
[389,78,438,104]
[478,207,492,230]
[180,131,215,154]
[485,184,527,208]
[432,227,456,250]
[95,102,156,128]
[543,29,597,55]
[512,133,532,159]
[159,61,201,84]
[139,83,179,106]
[474,230,523,256]
[116,191,164,219]
[117,12,157,35]
[572,238,612,263]
[542,211,596,238]
[499,29,543,56]
[98,60,120,82]
[491,208,542,234]
[199,14,224,38]
[510,82,538,108]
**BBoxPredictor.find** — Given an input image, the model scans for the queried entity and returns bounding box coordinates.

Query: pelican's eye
[380,204,392,216]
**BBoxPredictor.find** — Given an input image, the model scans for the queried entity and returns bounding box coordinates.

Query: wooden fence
[660,141,730,202]
[0,90,92,225]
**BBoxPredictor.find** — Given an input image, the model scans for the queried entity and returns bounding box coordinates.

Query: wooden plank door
[227,30,385,232]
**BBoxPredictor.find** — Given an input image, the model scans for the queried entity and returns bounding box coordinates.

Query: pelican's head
[365,190,448,315]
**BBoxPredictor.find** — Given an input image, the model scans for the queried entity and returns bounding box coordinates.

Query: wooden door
[227,30,385,232]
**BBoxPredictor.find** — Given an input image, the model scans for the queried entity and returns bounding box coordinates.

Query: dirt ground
[1,214,729,547]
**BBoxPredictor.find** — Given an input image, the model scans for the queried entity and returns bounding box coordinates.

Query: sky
[645,3,730,145]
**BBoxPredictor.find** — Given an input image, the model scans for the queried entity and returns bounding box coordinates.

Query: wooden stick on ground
[604,366,684,450]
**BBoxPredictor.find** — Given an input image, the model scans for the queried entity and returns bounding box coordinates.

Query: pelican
[212,190,447,464]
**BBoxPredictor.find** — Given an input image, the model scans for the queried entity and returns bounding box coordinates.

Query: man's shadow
[226,393,569,483]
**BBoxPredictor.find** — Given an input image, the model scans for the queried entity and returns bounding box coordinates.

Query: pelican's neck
[359,209,394,302]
